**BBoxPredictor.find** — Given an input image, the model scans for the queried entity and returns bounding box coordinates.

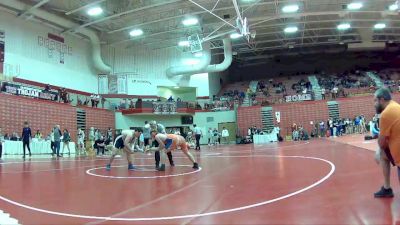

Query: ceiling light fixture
[282,4,299,13]
[129,29,143,37]
[230,33,243,39]
[337,23,351,30]
[182,18,199,26]
[347,2,363,10]
[374,23,386,29]
[284,26,298,33]
[87,7,103,16]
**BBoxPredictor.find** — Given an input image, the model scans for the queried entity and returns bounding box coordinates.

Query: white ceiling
[5,0,400,63]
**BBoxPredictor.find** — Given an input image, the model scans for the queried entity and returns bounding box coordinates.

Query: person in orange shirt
[151,131,199,171]
[373,88,400,198]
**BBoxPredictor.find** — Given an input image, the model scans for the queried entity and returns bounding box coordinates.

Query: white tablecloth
[3,140,76,155]
[253,133,278,144]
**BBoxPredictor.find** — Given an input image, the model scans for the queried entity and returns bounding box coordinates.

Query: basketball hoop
[236,17,250,42]
[188,34,202,53]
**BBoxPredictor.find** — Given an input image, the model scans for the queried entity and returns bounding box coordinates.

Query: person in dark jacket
[21,121,32,158]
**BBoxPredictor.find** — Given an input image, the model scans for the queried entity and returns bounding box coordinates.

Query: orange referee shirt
[380,100,400,166]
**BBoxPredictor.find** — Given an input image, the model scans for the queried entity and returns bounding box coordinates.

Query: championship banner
[0,30,4,74]
[1,82,58,101]
[285,93,312,103]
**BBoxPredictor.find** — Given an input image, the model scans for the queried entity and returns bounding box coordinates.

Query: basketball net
[236,17,250,42]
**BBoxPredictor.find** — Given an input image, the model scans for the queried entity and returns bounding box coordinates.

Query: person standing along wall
[62,129,71,156]
[193,124,202,151]
[21,121,32,158]
[53,125,62,158]
[0,127,4,159]
[221,127,230,144]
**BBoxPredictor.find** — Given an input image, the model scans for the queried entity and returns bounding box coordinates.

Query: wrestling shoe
[157,164,166,171]
[374,186,394,198]
[128,164,136,170]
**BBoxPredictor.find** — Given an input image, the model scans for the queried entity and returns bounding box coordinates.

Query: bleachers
[254,75,310,105]
[217,81,249,97]
[216,71,399,108]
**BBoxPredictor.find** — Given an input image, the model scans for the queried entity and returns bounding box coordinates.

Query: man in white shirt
[221,127,230,144]
[77,128,85,155]
[333,87,338,99]
[143,121,151,148]
[321,88,326,100]
[193,124,202,150]
[208,128,213,146]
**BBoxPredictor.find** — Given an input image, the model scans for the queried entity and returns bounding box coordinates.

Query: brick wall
[237,106,262,136]
[338,93,400,122]
[273,101,329,136]
[0,94,116,142]
[337,96,375,121]
[0,93,77,141]
[83,106,115,137]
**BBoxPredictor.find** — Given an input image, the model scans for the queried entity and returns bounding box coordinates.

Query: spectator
[101,96,106,108]
[143,121,151,150]
[213,128,220,145]
[321,88,326,100]
[107,128,113,144]
[221,127,230,144]
[94,136,106,156]
[62,129,71,156]
[21,121,32,158]
[89,127,95,150]
[53,125,62,158]
[208,128,213,146]
[77,128,85,156]
[0,127,3,159]
[35,130,42,139]
[10,132,19,141]
[50,128,55,155]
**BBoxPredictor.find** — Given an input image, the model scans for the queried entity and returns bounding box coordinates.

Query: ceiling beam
[106,0,286,34]
[64,0,183,33]
[65,0,106,15]
[17,0,51,18]
[110,17,400,46]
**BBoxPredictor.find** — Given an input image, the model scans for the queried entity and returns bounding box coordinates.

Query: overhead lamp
[347,2,363,10]
[230,33,242,39]
[389,3,399,11]
[178,40,190,47]
[87,7,103,16]
[337,23,351,30]
[284,26,298,33]
[182,18,199,26]
[374,23,386,29]
[174,86,180,89]
[282,4,299,13]
[129,29,143,37]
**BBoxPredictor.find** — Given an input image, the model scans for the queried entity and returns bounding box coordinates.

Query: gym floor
[0,135,399,225]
